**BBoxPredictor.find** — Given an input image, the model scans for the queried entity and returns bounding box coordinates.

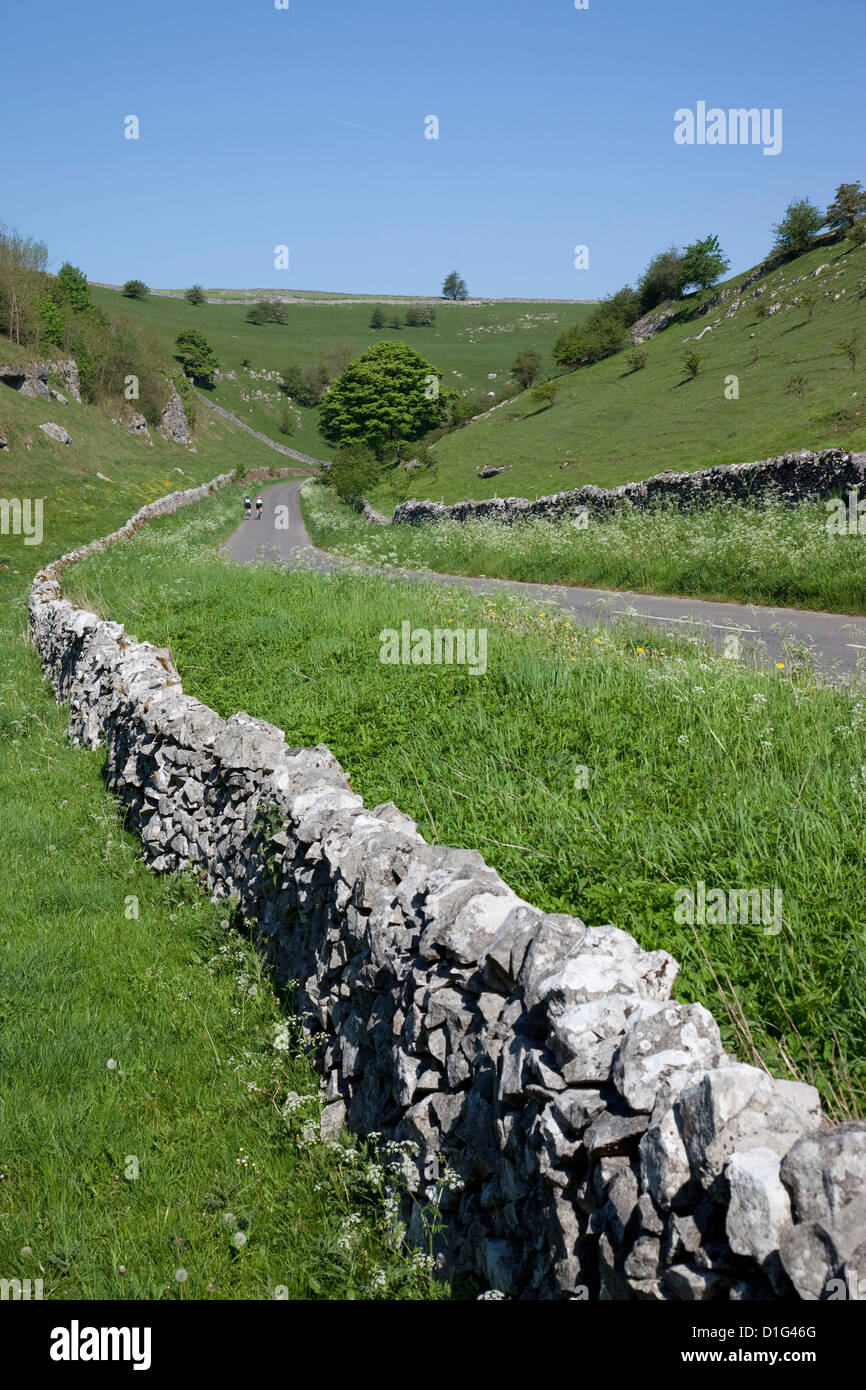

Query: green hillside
[90,287,596,463]
[396,236,866,504]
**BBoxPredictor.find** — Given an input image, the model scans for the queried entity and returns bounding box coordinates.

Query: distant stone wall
[193,390,328,467]
[27,472,866,1301]
[394,449,866,528]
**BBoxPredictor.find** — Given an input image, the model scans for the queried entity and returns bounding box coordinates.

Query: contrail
[328,115,387,137]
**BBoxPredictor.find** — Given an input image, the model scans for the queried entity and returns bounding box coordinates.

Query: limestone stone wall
[28,472,866,1301]
[394,449,866,528]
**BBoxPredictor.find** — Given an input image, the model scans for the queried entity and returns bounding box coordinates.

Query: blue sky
[3,0,864,297]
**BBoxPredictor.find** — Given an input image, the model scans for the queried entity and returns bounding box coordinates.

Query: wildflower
[232,1231,247,1249]
[677,734,690,746]
[175,1269,188,1283]
[776,662,785,669]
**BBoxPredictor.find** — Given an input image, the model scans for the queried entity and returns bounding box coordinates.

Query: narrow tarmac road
[221,479,866,676]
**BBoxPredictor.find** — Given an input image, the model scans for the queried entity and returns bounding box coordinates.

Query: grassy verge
[300,479,866,616]
[0,400,444,1300]
[64,490,866,1118]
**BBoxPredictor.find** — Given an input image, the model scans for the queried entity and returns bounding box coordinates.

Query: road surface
[221,479,866,676]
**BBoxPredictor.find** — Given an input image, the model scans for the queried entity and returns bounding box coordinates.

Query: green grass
[300,479,866,616]
[63,488,866,1120]
[0,383,446,1300]
[397,237,866,505]
[90,286,596,462]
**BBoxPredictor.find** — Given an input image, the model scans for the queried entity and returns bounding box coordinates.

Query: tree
[851,220,866,249]
[174,329,218,385]
[530,379,558,408]
[627,348,648,372]
[511,349,542,390]
[0,223,49,343]
[245,299,286,325]
[325,442,382,505]
[772,199,824,255]
[683,350,702,378]
[678,236,730,294]
[638,246,684,313]
[837,328,859,372]
[185,284,206,306]
[122,279,149,300]
[369,305,387,329]
[826,182,866,232]
[56,262,93,314]
[318,340,446,458]
[442,270,468,300]
[405,302,436,326]
[281,362,329,406]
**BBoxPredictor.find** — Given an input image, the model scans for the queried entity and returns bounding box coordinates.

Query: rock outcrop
[158,387,191,444]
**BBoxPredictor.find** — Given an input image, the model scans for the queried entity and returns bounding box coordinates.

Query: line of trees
[0,225,176,420]
[552,180,866,372]
[370,302,437,328]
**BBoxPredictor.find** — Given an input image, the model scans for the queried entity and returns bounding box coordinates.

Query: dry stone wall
[394,449,866,528]
[27,472,866,1301]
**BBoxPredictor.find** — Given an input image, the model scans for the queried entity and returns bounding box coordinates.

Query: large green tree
[318,341,446,457]
[174,329,219,385]
[678,235,730,294]
[442,270,468,300]
[56,262,93,314]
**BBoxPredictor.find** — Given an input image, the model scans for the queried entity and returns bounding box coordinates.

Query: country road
[221,479,866,676]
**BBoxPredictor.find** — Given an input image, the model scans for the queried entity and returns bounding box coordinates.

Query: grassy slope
[0,384,441,1300]
[63,489,866,1119]
[300,479,866,617]
[90,287,596,462]
[406,237,866,504]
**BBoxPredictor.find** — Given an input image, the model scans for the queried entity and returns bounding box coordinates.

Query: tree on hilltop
[772,199,825,254]
[678,235,730,294]
[185,284,206,306]
[122,279,149,300]
[826,182,866,232]
[442,270,468,300]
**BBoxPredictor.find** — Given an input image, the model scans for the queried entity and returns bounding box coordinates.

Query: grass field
[0,388,444,1300]
[90,286,596,463]
[63,487,866,1120]
[300,479,866,617]
[387,237,866,505]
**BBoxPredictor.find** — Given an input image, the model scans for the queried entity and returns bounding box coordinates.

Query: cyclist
[243,495,252,519]
[255,495,263,520]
